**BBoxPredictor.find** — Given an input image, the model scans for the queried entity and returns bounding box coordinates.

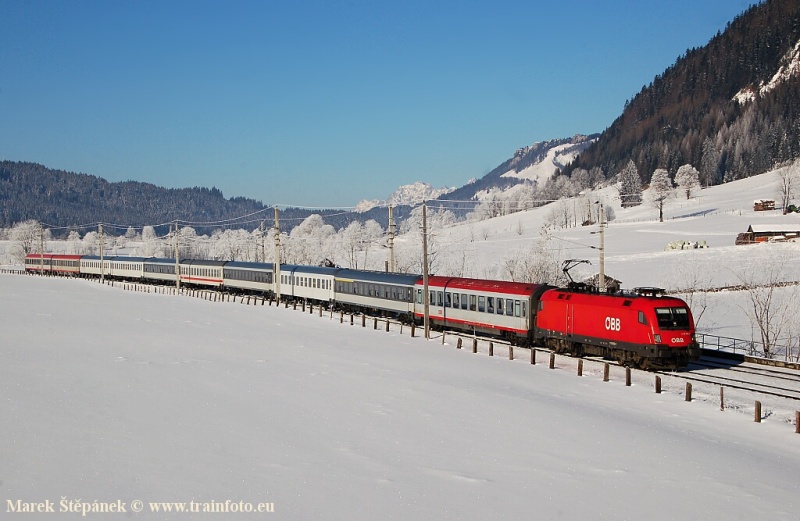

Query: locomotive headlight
[654,334,662,343]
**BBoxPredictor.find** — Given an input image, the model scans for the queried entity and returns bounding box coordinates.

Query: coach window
[478,296,485,312]
[417,289,422,304]
[497,298,503,315]
[462,294,468,310]
[487,297,494,313]
[469,295,477,311]
[436,291,442,306]
[522,301,527,317]
[515,300,521,317]
[452,293,459,309]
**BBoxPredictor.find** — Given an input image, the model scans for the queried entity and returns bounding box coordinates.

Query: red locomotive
[534,287,699,369]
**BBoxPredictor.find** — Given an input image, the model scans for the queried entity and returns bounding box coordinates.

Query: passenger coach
[416,276,551,344]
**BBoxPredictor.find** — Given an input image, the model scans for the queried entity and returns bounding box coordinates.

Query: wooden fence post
[442,331,446,345]
[489,342,494,357]
[509,345,513,361]
[411,323,415,337]
[472,338,477,354]
[577,359,583,376]
[685,382,692,402]
[625,367,631,387]
[720,387,725,411]
[655,375,661,393]
[549,353,555,369]
[340,311,343,324]
[362,315,366,327]
[754,401,762,423]
[603,363,609,382]
[385,320,390,333]
[796,411,799,434]
[457,338,462,349]
[530,349,536,365]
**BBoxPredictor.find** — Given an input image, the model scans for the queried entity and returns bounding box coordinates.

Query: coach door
[565,298,574,339]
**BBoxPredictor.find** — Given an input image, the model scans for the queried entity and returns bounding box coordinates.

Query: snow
[3,166,800,518]
[734,37,800,104]
[2,273,800,520]
[0,275,800,520]
[500,142,582,185]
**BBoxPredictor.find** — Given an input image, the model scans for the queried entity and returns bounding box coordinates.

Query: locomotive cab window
[638,311,648,325]
[654,307,690,330]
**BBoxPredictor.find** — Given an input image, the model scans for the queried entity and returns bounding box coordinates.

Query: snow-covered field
[2,273,800,520]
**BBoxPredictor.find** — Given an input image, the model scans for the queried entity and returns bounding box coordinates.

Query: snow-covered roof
[747,224,800,233]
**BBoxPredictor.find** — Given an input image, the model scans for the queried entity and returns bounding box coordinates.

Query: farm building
[735,224,800,244]
[753,199,776,211]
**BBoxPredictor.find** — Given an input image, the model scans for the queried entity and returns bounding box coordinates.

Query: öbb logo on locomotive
[604,317,621,331]
[24,253,702,370]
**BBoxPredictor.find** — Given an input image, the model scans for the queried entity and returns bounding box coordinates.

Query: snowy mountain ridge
[355,181,456,212]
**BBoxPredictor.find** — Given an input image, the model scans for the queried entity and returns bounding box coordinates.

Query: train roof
[280,264,342,276]
[225,261,274,270]
[541,288,689,306]
[181,259,227,267]
[422,276,548,296]
[335,269,422,285]
[143,257,183,264]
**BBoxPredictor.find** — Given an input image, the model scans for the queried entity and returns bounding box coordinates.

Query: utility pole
[39,224,44,274]
[387,205,396,273]
[174,221,180,290]
[273,208,281,304]
[260,220,266,263]
[99,223,105,283]
[598,204,606,293]
[422,203,430,340]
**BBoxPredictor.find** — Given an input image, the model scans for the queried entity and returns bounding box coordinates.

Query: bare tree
[731,251,795,359]
[775,161,799,214]
[502,229,567,285]
[665,256,713,329]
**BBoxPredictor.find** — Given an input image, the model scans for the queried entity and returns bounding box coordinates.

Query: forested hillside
[0,161,402,234]
[563,0,800,185]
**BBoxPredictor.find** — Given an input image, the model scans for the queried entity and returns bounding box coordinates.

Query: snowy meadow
[2,273,800,520]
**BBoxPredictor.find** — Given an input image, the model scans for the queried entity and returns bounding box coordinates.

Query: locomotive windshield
[654,307,691,330]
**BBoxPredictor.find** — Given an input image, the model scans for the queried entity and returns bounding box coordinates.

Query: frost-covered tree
[65,230,82,254]
[675,164,701,200]
[284,214,335,266]
[10,220,50,263]
[648,168,673,222]
[617,160,642,207]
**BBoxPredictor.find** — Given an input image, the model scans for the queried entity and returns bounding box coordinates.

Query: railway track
[655,356,800,401]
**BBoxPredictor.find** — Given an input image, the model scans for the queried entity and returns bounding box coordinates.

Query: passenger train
[24,253,701,369]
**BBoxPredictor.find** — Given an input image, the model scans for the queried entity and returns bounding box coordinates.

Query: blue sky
[1,0,756,208]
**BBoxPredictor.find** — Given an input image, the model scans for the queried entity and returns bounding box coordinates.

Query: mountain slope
[563,0,800,185]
